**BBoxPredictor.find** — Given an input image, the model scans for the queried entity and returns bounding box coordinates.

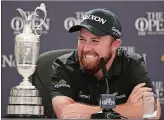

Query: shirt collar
[66,49,79,64]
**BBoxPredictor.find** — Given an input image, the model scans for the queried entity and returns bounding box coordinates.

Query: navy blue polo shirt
[51,48,155,106]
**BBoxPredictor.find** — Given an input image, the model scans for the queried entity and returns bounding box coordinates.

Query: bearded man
[51,8,161,119]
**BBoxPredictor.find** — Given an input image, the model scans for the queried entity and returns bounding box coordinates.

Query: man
[51,8,161,119]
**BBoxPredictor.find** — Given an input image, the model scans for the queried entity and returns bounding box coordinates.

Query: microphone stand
[91,76,127,119]
[103,109,122,119]
[91,58,127,119]
[102,77,125,119]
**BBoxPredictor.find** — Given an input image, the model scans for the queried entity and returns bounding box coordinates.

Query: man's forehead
[79,28,95,34]
[79,28,102,38]
[79,29,113,41]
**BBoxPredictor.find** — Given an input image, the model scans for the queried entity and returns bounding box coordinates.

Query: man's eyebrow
[78,35,84,38]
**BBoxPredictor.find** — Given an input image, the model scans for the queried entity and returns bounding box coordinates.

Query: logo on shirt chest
[52,79,70,88]
[114,92,127,99]
[78,91,91,100]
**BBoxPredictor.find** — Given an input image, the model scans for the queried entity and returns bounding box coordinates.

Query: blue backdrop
[1,1,164,119]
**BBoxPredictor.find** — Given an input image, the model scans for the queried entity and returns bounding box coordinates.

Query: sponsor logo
[121,46,147,64]
[114,92,126,99]
[112,26,121,37]
[53,79,70,88]
[152,81,164,104]
[135,12,164,36]
[81,14,107,24]
[11,11,50,35]
[64,12,85,31]
[116,94,126,99]
[78,91,90,99]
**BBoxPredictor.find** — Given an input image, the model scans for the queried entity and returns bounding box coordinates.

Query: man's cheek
[77,43,84,51]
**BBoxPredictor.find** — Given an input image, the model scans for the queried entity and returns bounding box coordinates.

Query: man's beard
[78,50,112,74]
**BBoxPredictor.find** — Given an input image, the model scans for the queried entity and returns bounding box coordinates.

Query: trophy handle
[16,8,28,21]
[34,3,47,37]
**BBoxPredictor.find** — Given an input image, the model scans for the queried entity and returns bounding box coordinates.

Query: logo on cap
[112,26,121,37]
[81,14,107,24]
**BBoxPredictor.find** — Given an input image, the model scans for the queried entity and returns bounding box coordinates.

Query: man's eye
[79,38,85,41]
[92,40,100,43]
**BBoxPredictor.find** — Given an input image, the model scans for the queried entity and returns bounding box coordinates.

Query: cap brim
[69,24,108,36]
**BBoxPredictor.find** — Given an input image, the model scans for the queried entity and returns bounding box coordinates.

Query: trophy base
[6,87,44,118]
[5,114,44,118]
[7,105,44,115]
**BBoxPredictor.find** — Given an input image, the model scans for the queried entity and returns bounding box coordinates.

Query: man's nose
[83,43,93,52]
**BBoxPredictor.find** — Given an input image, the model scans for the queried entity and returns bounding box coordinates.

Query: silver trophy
[7,3,47,118]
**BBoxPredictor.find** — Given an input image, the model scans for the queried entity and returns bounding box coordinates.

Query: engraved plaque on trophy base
[6,87,44,118]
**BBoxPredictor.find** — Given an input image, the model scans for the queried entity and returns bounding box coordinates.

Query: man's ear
[112,39,122,51]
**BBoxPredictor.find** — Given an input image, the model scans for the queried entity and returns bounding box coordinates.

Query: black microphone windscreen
[100,57,108,78]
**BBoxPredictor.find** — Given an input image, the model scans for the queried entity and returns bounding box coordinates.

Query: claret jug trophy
[6,3,47,118]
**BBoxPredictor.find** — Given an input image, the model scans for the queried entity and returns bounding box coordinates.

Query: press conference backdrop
[1,1,164,118]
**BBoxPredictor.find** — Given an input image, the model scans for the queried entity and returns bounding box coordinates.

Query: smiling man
[51,8,161,119]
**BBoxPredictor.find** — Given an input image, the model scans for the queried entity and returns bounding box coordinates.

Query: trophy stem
[16,77,35,89]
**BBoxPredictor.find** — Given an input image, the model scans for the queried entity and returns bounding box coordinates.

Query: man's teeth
[85,55,96,59]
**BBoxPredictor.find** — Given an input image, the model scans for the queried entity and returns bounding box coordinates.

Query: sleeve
[51,60,75,100]
[130,57,156,94]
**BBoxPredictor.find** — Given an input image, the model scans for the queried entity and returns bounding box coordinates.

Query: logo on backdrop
[11,11,50,35]
[1,54,16,68]
[64,12,85,31]
[120,46,147,64]
[135,12,164,36]
[152,81,164,104]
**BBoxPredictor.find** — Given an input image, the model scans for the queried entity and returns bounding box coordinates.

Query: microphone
[100,57,109,94]
[99,57,116,111]
[91,57,127,119]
